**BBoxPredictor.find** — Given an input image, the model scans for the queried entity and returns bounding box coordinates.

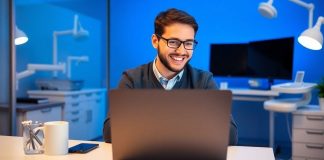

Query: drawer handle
[306,144,324,150]
[306,115,324,121]
[71,95,79,99]
[71,118,79,122]
[71,103,79,107]
[306,130,324,135]
[85,93,92,97]
[41,108,52,113]
[71,111,79,115]
[86,110,92,123]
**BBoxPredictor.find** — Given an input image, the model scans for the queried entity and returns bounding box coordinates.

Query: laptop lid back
[110,89,232,160]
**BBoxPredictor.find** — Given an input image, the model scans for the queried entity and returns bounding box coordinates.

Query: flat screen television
[209,37,294,81]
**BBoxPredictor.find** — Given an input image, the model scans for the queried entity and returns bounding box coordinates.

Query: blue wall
[110,0,324,147]
[110,0,324,88]
[15,3,103,97]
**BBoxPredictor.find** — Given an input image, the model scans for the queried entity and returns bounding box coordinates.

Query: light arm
[52,14,89,77]
[52,30,74,77]
[27,63,66,72]
[16,63,66,90]
[289,0,314,28]
[66,56,89,79]
[17,63,66,80]
[16,70,35,80]
[314,16,324,30]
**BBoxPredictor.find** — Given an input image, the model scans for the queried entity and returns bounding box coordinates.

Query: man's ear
[151,34,159,49]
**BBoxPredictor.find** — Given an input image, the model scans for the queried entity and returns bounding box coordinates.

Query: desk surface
[229,88,279,102]
[230,88,279,96]
[0,136,274,160]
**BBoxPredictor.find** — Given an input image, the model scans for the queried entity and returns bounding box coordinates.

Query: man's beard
[157,46,190,73]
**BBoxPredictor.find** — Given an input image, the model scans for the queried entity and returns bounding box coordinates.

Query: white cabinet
[28,89,107,140]
[0,102,63,136]
[292,105,324,160]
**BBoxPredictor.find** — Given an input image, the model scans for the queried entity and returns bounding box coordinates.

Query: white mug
[37,121,69,155]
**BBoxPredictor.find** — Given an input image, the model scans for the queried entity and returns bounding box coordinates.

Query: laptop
[110,89,233,160]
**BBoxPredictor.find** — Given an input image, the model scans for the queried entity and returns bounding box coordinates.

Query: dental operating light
[290,0,314,28]
[53,14,90,77]
[298,16,324,50]
[259,0,324,50]
[258,0,277,19]
[289,0,324,50]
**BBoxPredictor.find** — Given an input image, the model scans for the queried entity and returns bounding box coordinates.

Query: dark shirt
[103,62,238,145]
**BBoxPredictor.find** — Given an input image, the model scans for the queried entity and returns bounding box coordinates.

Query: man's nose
[175,43,187,54]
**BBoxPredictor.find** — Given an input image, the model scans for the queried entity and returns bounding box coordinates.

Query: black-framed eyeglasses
[156,34,198,50]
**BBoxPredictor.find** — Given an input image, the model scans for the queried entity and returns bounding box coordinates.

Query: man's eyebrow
[167,37,195,41]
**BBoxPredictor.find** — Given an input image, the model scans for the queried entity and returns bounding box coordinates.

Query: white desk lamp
[298,16,324,50]
[289,0,324,50]
[264,82,316,148]
[53,14,89,77]
[15,26,28,45]
[258,0,277,19]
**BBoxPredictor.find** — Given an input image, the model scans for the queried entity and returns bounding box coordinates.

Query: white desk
[264,83,316,148]
[0,136,275,160]
[230,88,279,102]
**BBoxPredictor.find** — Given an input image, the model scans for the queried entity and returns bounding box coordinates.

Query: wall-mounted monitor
[209,37,295,81]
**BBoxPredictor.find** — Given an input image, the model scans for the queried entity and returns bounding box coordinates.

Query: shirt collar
[153,58,184,82]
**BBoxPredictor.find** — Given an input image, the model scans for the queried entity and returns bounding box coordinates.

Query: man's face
[152,23,195,78]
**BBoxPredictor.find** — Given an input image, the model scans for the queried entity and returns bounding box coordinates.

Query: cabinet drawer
[94,91,105,99]
[25,106,62,122]
[293,143,324,159]
[17,106,62,136]
[65,109,83,119]
[66,113,85,140]
[293,129,324,143]
[65,94,83,102]
[293,115,324,129]
[64,102,83,113]
[79,92,97,101]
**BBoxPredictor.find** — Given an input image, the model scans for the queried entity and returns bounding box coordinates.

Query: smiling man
[103,8,238,145]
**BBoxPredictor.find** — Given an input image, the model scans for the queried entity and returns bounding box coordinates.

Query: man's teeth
[171,56,184,61]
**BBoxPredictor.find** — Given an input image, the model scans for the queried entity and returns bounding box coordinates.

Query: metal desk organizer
[263,82,316,148]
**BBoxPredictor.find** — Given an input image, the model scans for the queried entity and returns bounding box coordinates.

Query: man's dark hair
[154,8,198,36]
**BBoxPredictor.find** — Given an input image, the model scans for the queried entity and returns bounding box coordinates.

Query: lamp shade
[258,2,277,19]
[15,27,28,45]
[298,27,323,50]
